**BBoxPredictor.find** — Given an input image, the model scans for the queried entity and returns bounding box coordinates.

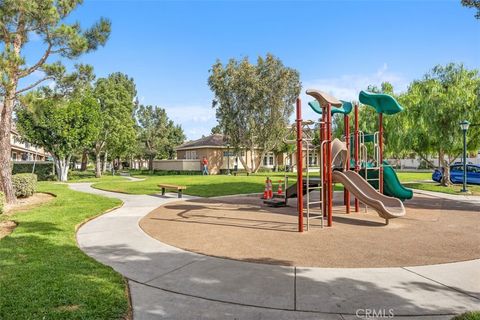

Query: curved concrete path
[71,183,480,320]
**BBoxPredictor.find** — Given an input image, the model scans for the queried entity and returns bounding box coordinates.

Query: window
[468,166,479,173]
[186,150,197,159]
[223,151,235,157]
[308,153,318,166]
[263,153,274,166]
[451,166,462,172]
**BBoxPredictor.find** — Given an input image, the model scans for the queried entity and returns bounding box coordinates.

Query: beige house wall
[175,146,320,174]
[176,147,266,174]
[152,160,201,171]
[10,130,48,161]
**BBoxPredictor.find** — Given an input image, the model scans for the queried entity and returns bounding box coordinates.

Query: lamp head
[460,120,470,131]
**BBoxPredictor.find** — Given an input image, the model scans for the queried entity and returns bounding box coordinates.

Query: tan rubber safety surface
[139,192,480,268]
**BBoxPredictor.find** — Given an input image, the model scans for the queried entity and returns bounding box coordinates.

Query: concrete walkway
[413,188,480,205]
[71,183,480,320]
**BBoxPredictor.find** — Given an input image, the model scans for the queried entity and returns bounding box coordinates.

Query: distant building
[174,134,317,174]
[10,124,49,161]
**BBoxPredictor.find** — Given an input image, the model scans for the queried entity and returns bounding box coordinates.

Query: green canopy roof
[308,100,353,115]
[358,91,403,115]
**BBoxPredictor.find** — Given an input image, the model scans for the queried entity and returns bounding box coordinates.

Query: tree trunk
[237,149,251,173]
[80,149,88,171]
[148,156,154,172]
[439,150,451,186]
[250,147,255,172]
[0,88,17,203]
[54,155,71,182]
[0,23,24,204]
[416,152,436,169]
[95,151,102,178]
[253,151,267,173]
[102,150,108,173]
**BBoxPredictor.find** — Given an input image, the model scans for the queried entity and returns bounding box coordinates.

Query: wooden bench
[158,184,187,198]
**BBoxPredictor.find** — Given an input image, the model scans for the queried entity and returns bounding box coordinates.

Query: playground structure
[265,89,412,232]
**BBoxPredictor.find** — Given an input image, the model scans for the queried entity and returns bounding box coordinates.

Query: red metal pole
[379,112,384,193]
[344,114,350,213]
[296,98,304,232]
[354,103,359,212]
[326,102,333,227]
[321,106,327,218]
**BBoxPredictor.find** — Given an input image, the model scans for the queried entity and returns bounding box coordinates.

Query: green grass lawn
[405,182,480,196]
[395,171,432,182]
[0,183,128,319]
[452,311,480,320]
[70,170,432,198]
[91,172,300,197]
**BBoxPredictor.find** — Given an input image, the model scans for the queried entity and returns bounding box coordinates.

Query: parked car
[432,164,480,185]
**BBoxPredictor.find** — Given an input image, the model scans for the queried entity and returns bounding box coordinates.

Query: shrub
[69,170,96,180]
[129,169,202,176]
[0,192,4,214]
[12,161,54,181]
[12,173,37,198]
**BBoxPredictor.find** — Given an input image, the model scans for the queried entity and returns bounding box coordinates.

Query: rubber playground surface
[140,192,480,268]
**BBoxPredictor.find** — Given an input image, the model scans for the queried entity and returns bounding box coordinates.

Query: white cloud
[166,64,408,140]
[164,104,217,140]
[299,64,408,121]
[302,63,407,101]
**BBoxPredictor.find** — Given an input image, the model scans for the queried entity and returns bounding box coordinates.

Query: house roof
[175,134,228,150]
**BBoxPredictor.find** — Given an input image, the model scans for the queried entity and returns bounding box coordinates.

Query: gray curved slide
[332,170,405,222]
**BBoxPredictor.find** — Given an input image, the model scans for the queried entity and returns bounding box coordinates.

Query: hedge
[12,161,54,181]
[129,169,202,176]
[12,173,37,198]
[0,192,4,214]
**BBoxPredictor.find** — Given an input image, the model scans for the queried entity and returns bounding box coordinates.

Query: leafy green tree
[401,63,480,185]
[93,73,137,177]
[136,105,185,171]
[0,1,110,202]
[330,82,409,164]
[16,93,101,181]
[462,0,480,19]
[210,124,222,134]
[208,53,301,173]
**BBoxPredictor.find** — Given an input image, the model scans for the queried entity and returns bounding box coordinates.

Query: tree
[210,124,222,134]
[93,73,137,177]
[0,1,110,203]
[136,105,185,171]
[401,63,480,185]
[462,0,480,19]
[208,53,301,173]
[16,92,101,181]
[330,82,410,162]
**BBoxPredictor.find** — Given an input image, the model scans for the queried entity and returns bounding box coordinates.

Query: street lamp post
[460,120,470,193]
[227,143,231,175]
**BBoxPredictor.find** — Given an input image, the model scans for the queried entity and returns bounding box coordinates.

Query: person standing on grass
[202,156,209,175]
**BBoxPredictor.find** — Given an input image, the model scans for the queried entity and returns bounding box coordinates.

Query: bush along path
[0,182,128,319]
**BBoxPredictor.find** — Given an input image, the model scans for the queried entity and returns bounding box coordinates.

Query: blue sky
[24,0,480,139]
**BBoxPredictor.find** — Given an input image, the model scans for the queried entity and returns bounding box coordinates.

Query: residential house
[10,124,49,162]
[173,134,318,174]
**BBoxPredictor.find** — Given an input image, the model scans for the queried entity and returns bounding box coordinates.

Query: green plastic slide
[359,161,413,201]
